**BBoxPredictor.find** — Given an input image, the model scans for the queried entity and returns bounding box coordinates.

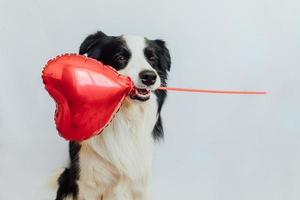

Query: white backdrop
[1,0,300,199]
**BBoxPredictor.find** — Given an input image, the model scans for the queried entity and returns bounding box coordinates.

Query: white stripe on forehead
[122,35,147,57]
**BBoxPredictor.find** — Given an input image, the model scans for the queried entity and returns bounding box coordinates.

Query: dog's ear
[154,39,171,72]
[79,31,107,59]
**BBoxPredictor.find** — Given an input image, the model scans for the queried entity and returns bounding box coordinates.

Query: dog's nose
[139,70,157,86]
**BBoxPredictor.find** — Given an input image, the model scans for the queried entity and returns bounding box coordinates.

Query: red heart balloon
[42,54,134,141]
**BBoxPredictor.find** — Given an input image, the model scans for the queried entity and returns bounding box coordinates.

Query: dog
[55,31,171,200]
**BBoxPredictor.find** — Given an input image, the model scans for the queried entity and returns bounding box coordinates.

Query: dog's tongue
[129,87,151,97]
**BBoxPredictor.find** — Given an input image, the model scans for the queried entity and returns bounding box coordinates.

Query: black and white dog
[55,31,171,200]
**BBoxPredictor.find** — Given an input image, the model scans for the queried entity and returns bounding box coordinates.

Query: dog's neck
[81,96,158,179]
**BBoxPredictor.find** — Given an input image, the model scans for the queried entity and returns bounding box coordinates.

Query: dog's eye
[148,56,158,63]
[114,55,127,64]
[117,56,125,62]
[145,48,157,60]
[149,56,155,61]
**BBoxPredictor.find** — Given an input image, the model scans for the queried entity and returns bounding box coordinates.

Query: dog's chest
[79,97,158,184]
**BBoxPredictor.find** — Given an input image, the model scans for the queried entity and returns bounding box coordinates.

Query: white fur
[77,97,157,200]
[58,36,160,200]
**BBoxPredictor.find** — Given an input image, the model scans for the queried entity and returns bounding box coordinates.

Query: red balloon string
[158,87,267,95]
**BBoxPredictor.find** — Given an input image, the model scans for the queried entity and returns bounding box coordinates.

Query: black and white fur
[55,31,171,200]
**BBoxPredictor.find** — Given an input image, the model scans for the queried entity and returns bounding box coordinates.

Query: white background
[0,0,300,199]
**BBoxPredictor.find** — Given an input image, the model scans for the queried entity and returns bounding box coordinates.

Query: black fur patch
[146,39,171,140]
[56,142,81,200]
[79,31,131,71]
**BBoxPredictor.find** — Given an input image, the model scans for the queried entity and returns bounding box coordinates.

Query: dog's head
[79,31,171,102]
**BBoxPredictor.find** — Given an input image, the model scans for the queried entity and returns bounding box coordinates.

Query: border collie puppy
[55,31,171,200]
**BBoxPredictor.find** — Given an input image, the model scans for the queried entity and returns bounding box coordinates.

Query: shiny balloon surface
[42,54,133,141]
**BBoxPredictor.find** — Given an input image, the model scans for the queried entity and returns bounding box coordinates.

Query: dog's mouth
[129,87,151,101]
